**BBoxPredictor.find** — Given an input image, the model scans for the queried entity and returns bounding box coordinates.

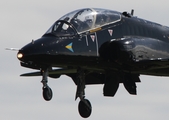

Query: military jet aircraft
[16,8,169,118]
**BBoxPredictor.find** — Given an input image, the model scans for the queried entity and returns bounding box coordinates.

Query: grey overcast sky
[1,0,169,119]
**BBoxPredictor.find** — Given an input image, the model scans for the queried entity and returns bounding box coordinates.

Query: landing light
[17,53,23,59]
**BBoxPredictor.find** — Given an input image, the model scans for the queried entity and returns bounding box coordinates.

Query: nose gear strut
[75,69,92,118]
[41,69,53,101]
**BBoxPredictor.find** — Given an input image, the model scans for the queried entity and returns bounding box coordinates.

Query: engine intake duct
[99,39,134,62]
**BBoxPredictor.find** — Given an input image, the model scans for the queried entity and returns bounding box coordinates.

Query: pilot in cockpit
[71,17,92,32]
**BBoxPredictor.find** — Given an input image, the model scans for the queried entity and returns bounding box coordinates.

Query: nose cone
[17,37,56,62]
[17,42,35,62]
[17,41,34,60]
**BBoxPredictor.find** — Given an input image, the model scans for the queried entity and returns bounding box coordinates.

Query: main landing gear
[40,68,92,118]
[75,69,92,118]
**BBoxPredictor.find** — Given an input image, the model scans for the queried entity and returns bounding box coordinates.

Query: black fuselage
[18,11,169,76]
[16,8,169,118]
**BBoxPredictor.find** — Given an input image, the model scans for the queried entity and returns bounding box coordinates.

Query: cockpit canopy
[45,8,121,36]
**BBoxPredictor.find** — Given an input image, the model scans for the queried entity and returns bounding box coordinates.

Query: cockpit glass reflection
[44,8,121,36]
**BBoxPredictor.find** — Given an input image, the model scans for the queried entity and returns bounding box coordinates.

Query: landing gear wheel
[42,87,53,101]
[78,99,92,118]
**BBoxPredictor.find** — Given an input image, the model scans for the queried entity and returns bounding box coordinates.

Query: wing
[20,68,77,78]
[20,68,107,84]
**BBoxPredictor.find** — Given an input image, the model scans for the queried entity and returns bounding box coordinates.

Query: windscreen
[45,8,121,35]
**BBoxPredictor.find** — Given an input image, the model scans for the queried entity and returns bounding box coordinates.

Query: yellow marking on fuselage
[90,27,102,33]
[66,46,72,49]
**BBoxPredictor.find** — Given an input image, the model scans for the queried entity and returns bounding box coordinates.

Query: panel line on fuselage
[95,32,99,56]
[85,35,89,46]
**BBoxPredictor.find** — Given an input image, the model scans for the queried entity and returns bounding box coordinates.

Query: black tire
[78,99,92,118]
[42,87,53,101]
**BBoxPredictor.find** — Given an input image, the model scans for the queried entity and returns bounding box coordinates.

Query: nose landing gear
[41,69,53,101]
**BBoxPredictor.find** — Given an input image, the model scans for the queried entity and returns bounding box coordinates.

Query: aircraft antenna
[131,9,134,16]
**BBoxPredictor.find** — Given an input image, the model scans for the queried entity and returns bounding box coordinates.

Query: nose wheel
[42,86,53,101]
[41,69,53,101]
